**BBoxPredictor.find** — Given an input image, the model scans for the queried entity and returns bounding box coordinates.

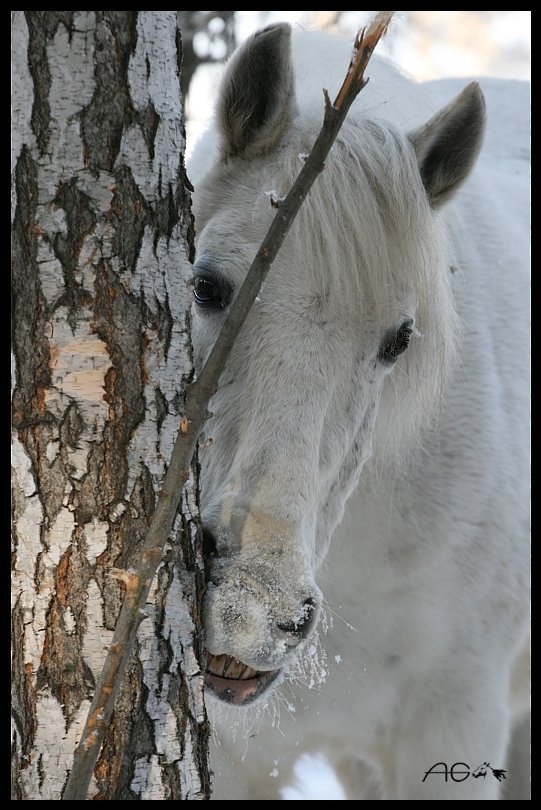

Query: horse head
[190,23,485,706]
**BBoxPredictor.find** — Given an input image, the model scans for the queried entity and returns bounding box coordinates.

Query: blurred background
[179,10,531,159]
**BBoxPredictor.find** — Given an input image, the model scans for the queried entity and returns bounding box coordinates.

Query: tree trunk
[11,10,210,800]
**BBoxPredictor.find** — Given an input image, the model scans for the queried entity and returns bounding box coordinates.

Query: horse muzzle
[201,529,321,706]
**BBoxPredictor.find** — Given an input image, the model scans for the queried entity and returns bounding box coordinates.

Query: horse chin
[204,652,281,706]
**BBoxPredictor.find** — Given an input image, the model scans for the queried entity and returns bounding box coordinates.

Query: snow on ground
[280,754,347,801]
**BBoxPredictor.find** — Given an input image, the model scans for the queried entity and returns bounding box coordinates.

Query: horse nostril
[201,526,217,558]
[277,597,317,639]
[201,526,218,583]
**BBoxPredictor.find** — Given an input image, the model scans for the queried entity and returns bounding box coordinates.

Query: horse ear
[217,23,295,159]
[408,82,486,208]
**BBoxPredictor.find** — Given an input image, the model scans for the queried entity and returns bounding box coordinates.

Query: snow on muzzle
[202,534,321,706]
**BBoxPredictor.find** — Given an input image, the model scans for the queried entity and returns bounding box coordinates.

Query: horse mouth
[205,653,280,706]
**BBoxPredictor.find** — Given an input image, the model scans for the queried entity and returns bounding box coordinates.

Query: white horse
[188,22,530,801]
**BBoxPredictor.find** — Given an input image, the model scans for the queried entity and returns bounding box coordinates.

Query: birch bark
[11,10,210,800]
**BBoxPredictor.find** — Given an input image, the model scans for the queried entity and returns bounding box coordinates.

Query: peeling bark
[11,11,209,800]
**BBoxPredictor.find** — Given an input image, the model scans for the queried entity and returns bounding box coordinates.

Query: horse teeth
[207,652,260,680]
[239,665,259,679]
[222,656,234,676]
[228,659,247,679]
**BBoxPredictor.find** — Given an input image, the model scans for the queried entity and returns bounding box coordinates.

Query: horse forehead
[194,120,430,324]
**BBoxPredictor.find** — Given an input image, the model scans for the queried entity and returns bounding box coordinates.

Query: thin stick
[334,11,394,109]
[62,11,394,800]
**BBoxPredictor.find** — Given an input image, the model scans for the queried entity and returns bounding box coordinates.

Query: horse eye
[193,277,224,309]
[380,320,414,363]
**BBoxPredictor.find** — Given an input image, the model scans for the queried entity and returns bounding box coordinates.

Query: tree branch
[62,11,395,800]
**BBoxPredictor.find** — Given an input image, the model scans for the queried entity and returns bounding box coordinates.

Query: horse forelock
[287,118,460,469]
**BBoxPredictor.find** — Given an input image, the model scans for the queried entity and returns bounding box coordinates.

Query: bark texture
[11,10,210,800]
